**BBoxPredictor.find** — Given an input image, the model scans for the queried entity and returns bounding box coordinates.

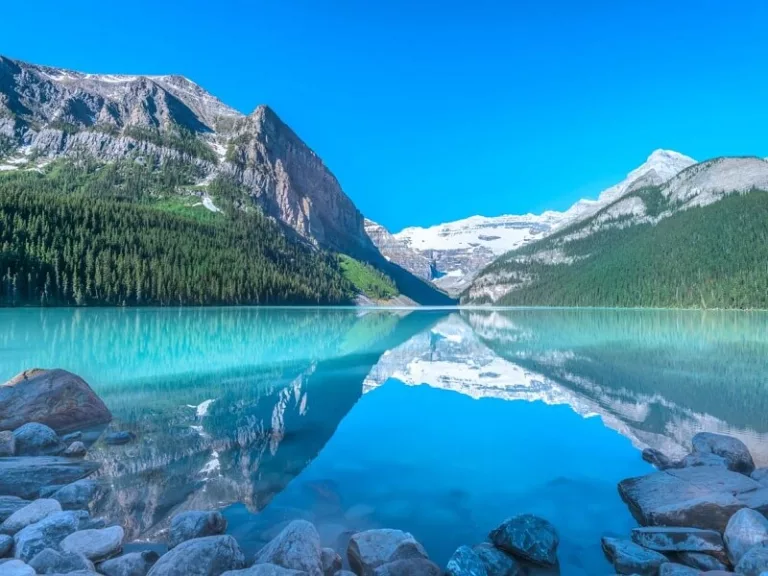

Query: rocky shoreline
[2,369,768,575]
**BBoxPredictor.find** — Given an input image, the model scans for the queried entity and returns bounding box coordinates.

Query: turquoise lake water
[2,307,768,574]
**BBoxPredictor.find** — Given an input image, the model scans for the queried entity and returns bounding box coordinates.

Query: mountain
[382,149,695,296]
[0,55,453,305]
[364,219,433,280]
[466,155,768,309]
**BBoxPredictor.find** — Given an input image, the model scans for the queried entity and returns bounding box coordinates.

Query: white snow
[202,196,221,213]
[187,398,215,417]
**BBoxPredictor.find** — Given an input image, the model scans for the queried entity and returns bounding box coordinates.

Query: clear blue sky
[3,0,768,231]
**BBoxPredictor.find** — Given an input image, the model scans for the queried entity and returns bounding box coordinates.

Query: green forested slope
[486,189,768,309]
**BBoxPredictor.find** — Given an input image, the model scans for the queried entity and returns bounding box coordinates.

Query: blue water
[2,307,768,574]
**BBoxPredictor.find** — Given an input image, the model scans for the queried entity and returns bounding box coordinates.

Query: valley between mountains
[2,54,768,309]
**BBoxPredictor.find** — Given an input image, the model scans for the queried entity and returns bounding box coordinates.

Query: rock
[737,487,768,517]
[254,520,322,576]
[472,543,521,576]
[347,529,429,576]
[735,543,768,575]
[104,431,136,445]
[321,548,342,576]
[691,432,756,475]
[61,432,82,443]
[658,563,699,576]
[0,457,100,499]
[146,535,245,576]
[99,550,161,576]
[0,430,15,457]
[488,514,559,567]
[28,547,95,573]
[12,423,63,456]
[724,508,768,564]
[0,497,30,523]
[221,565,309,576]
[51,480,100,511]
[679,453,729,469]
[371,559,441,576]
[168,511,227,549]
[60,526,124,561]
[0,369,112,434]
[618,466,760,532]
[335,572,357,576]
[64,442,87,457]
[13,510,80,562]
[600,537,667,576]
[0,559,36,575]
[630,526,725,554]
[446,545,488,576]
[752,468,768,486]
[674,551,728,571]
[0,534,12,557]
[1,499,62,535]
[642,448,677,470]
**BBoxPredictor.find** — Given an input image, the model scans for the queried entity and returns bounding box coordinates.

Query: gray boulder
[168,511,227,549]
[61,432,82,443]
[0,534,12,557]
[630,526,724,554]
[737,487,768,517]
[60,526,124,561]
[0,430,15,457]
[724,508,768,564]
[446,545,488,576]
[146,535,245,576]
[221,565,308,576]
[1,498,62,535]
[104,431,136,446]
[254,520,322,576]
[0,559,36,575]
[658,563,699,575]
[28,548,95,573]
[642,448,677,470]
[335,572,356,576]
[472,543,521,576]
[12,423,63,456]
[752,468,768,486]
[51,480,100,511]
[735,543,768,576]
[98,550,160,576]
[489,514,559,567]
[371,559,441,576]
[691,432,755,475]
[0,369,112,434]
[674,551,727,571]
[320,548,342,576]
[0,497,30,522]
[679,453,728,469]
[13,510,80,562]
[601,537,667,576]
[0,457,100,499]
[347,529,429,576]
[64,442,87,457]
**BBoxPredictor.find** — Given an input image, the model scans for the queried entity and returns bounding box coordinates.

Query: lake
[1,307,767,574]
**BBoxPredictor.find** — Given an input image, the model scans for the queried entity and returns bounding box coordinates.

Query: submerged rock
[0,496,29,523]
[600,537,667,576]
[735,543,768,576]
[60,526,124,561]
[320,547,342,576]
[168,511,227,549]
[146,535,245,576]
[1,559,36,575]
[371,558,441,576]
[13,510,80,562]
[253,520,322,576]
[104,431,136,445]
[98,550,160,576]
[657,563,699,576]
[0,430,15,457]
[642,448,677,470]
[222,565,309,576]
[28,547,95,573]
[724,508,768,565]
[488,514,559,567]
[752,468,768,486]
[347,529,429,576]
[1,498,62,535]
[12,423,62,456]
[674,550,728,571]
[690,432,755,475]
[51,479,101,511]
[446,545,488,576]
[472,543,521,576]
[630,526,724,554]
[64,441,88,457]
[0,457,100,499]
[0,533,12,556]
[0,369,112,434]
[679,453,728,469]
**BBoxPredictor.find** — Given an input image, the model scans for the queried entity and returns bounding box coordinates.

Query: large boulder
[347,529,429,576]
[488,514,559,567]
[147,535,245,576]
[28,547,95,573]
[691,432,755,475]
[13,510,80,562]
[0,559,36,575]
[446,545,488,576]
[104,431,136,446]
[0,430,15,456]
[737,487,768,516]
[0,497,30,523]
[168,511,227,549]
[371,559,441,576]
[64,442,87,457]
[673,551,727,571]
[12,423,63,456]
[0,457,100,499]
[320,547,341,576]
[600,537,667,576]
[618,466,760,532]
[0,369,112,434]
[658,563,699,576]
[98,550,160,576]
[752,468,768,486]
[724,508,768,565]
[735,543,768,576]
[630,526,724,555]
[221,566,308,576]
[642,448,677,470]
[0,533,12,557]
[60,526,124,562]
[1,499,62,535]
[472,543,521,576]
[254,520,322,576]
[51,480,101,511]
